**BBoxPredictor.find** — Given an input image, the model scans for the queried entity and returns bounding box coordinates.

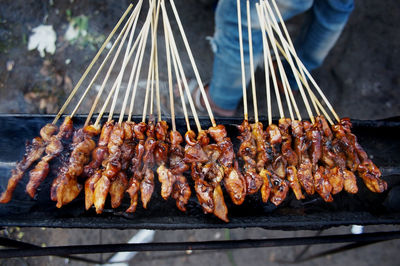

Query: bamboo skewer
[256,4,285,121]
[273,40,335,125]
[263,1,319,119]
[169,0,215,127]
[127,10,153,122]
[256,4,272,125]
[261,1,313,123]
[92,14,150,127]
[142,13,157,122]
[162,2,201,133]
[237,0,249,121]
[246,0,259,123]
[85,10,137,126]
[255,3,284,120]
[108,3,142,123]
[52,4,134,124]
[70,2,142,119]
[163,10,176,132]
[269,0,319,117]
[262,5,339,123]
[118,3,147,124]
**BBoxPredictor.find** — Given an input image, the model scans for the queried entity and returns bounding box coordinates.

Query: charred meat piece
[93,123,124,213]
[269,173,289,206]
[314,166,333,202]
[297,156,314,195]
[52,125,99,208]
[286,166,304,200]
[0,123,58,203]
[223,161,246,205]
[171,175,191,212]
[278,118,298,167]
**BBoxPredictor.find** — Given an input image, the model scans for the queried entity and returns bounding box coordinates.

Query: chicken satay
[109,122,135,209]
[209,125,246,206]
[52,125,99,208]
[166,130,191,210]
[251,122,272,171]
[139,121,157,209]
[340,118,386,193]
[342,169,358,194]
[358,160,387,193]
[259,169,272,203]
[93,123,124,213]
[171,174,191,212]
[186,130,228,221]
[286,165,304,200]
[0,123,57,203]
[84,121,114,210]
[83,121,114,178]
[313,166,333,202]
[184,130,208,163]
[297,155,314,195]
[26,116,73,198]
[278,118,304,200]
[331,123,360,172]
[328,166,344,195]
[278,118,298,166]
[169,130,189,175]
[269,172,289,206]
[125,122,147,213]
[306,124,322,173]
[267,123,290,205]
[237,120,261,195]
[155,121,174,200]
[223,160,246,205]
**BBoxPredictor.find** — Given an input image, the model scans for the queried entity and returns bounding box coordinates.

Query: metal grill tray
[0,114,399,230]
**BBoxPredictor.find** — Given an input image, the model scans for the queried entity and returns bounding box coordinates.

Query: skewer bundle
[0,0,387,222]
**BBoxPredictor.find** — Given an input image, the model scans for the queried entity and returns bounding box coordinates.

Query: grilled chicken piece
[140,166,154,209]
[306,124,322,171]
[52,125,98,208]
[0,123,58,203]
[259,169,271,203]
[314,166,333,202]
[286,166,304,200]
[251,122,271,171]
[343,169,358,194]
[297,156,314,195]
[169,131,189,175]
[358,160,387,193]
[224,161,246,205]
[237,120,257,167]
[244,168,263,195]
[157,164,175,200]
[27,117,74,199]
[328,167,344,195]
[85,170,101,210]
[184,131,208,163]
[213,184,229,222]
[83,121,113,178]
[279,118,298,167]
[109,171,128,208]
[93,123,123,213]
[172,175,191,212]
[270,173,289,206]
[126,178,140,213]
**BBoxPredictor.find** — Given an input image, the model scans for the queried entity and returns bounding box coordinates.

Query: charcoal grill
[0,114,399,261]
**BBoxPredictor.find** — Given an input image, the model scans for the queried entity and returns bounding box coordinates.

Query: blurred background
[0,0,399,265]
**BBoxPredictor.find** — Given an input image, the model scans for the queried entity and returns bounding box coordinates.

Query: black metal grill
[0,114,399,230]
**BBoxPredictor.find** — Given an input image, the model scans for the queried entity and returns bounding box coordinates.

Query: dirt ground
[0,0,399,265]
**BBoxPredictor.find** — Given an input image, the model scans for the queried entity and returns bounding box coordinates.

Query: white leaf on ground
[27,25,57,57]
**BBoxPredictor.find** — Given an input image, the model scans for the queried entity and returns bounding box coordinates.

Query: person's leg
[208,0,264,111]
[294,0,354,72]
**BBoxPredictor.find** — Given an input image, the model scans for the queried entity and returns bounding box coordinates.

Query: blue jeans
[208,0,354,111]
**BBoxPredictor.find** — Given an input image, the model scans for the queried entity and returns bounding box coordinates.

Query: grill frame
[0,114,399,230]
